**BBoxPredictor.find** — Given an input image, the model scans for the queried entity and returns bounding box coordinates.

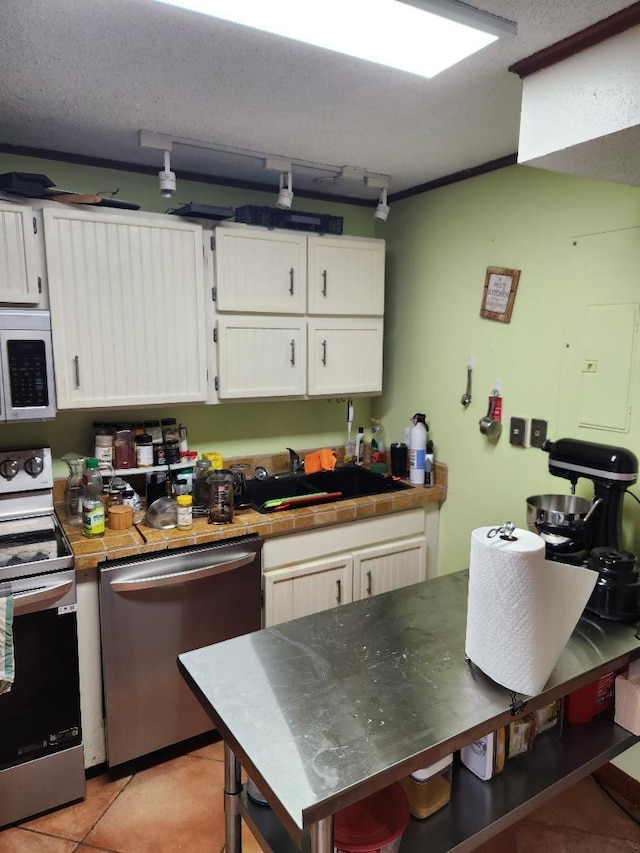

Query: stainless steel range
[0,447,85,828]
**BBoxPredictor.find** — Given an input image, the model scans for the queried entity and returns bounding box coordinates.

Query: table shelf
[239,715,638,853]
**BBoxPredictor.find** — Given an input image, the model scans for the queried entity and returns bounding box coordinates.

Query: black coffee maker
[530,437,640,621]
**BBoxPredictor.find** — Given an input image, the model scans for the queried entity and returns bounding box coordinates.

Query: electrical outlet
[530,419,548,448]
[509,417,528,447]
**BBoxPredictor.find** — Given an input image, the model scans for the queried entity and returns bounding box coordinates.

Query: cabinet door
[0,202,40,304]
[352,536,427,601]
[263,555,353,627]
[215,227,307,314]
[43,207,206,409]
[216,316,306,399]
[307,236,385,316]
[307,318,383,396]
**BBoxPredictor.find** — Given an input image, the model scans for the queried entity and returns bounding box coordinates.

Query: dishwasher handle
[109,552,256,592]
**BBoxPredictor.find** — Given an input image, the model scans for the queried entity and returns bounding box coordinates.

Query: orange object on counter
[303,448,337,474]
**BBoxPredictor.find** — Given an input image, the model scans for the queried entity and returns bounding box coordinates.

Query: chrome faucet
[287,447,303,473]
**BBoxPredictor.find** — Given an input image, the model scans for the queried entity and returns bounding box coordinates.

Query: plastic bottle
[425,439,435,487]
[355,427,364,465]
[370,419,387,472]
[409,413,428,485]
[176,494,193,530]
[82,457,105,538]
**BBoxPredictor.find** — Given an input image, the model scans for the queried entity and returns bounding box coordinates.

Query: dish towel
[0,595,15,695]
[303,448,338,475]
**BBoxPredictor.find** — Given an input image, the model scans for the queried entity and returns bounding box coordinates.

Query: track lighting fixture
[276,170,294,210]
[158,149,177,198]
[374,187,390,222]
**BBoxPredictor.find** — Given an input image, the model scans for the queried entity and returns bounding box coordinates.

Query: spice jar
[94,422,114,469]
[135,433,154,467]
[176,494,193,530]
[165,439,180,464]
[144,419,163,445]
[161,417,180,445]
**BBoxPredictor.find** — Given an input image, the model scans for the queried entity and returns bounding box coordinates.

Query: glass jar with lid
[161,418,180,445]
[144,420,163,445]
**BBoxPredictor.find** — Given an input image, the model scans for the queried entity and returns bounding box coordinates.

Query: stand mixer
[527,437,640,621]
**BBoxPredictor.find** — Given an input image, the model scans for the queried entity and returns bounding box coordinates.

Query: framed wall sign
[480,266,521,323]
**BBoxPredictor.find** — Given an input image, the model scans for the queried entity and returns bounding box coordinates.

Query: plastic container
[409,414,428,485]
[334,783,409,853]
[144,419,163,445]
[565,671,620,723]
[176,494,193,530]
[135,433,154,467]
[399,754,453,820]
[82,457,105,538]
[94,422,114,469]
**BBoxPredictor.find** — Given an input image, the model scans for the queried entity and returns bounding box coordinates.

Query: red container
[334,783,409,853]
[565,671,619,723]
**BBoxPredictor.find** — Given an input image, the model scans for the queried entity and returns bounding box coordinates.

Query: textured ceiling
[0,0,635,202]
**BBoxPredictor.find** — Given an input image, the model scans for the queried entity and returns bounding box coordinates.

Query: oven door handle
[12,579,73,616]
[109,552,255,592]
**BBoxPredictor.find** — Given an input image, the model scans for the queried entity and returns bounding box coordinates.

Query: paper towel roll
[465,526,597,696]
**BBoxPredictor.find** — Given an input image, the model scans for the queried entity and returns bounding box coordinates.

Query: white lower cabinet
[264,554,353,626]
[352,537,427,600]
[263,510,432,627]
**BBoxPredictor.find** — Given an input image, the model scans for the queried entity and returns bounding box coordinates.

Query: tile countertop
[58,463,447,571]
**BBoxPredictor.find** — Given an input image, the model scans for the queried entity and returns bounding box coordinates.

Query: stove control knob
[0,459,19,480]
[24,455,44,477]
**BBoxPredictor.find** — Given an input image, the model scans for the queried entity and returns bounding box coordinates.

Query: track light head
[276,170,294,210]
[374,187,390,222]
[158,150,176,198]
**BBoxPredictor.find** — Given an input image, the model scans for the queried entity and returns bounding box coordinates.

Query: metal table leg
[224,743,242,853]
[310,816,334,853]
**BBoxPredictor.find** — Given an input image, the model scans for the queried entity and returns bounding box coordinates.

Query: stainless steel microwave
[0,310,56,422]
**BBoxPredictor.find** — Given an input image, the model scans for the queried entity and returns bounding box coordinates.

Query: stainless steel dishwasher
[98,535,262,766]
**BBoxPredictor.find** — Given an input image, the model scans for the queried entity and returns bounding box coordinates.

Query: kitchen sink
[245,467,413,513]
[303,466,413,499]
[244,475,320,509]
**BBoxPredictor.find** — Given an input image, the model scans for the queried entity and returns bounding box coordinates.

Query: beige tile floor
[1,734,640,852]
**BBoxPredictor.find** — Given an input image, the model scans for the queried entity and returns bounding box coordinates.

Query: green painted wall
[378,163,640,574]
[0,152,377,475]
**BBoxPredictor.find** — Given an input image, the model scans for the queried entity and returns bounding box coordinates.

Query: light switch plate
[509,417,527,447]
[530,419,548,448]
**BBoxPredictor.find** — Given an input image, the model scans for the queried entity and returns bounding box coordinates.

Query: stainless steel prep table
[178,570,640,853]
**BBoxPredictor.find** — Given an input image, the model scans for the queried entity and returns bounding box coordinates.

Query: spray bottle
[409,413,428,485]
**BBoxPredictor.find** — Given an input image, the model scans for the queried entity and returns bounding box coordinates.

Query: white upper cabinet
[307,236,385,315]
[307,318,383,396]
[216,316,306,399]
[43,207,207,409]
[0,201,41,304]
[210,224,386,401]
[214,226,307,314]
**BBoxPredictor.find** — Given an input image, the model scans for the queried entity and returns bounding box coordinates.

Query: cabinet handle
[322,269,327,297]
[336,578,342,604]
[289,267,294,296]
[366,570,372,596]
[321,340,327,366]
[74,355,80,388]
[290,340,295,366]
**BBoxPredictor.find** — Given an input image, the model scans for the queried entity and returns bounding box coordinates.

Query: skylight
[152,0,515,79]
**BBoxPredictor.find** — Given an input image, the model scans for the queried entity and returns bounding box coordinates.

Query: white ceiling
[0,0,634,203]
